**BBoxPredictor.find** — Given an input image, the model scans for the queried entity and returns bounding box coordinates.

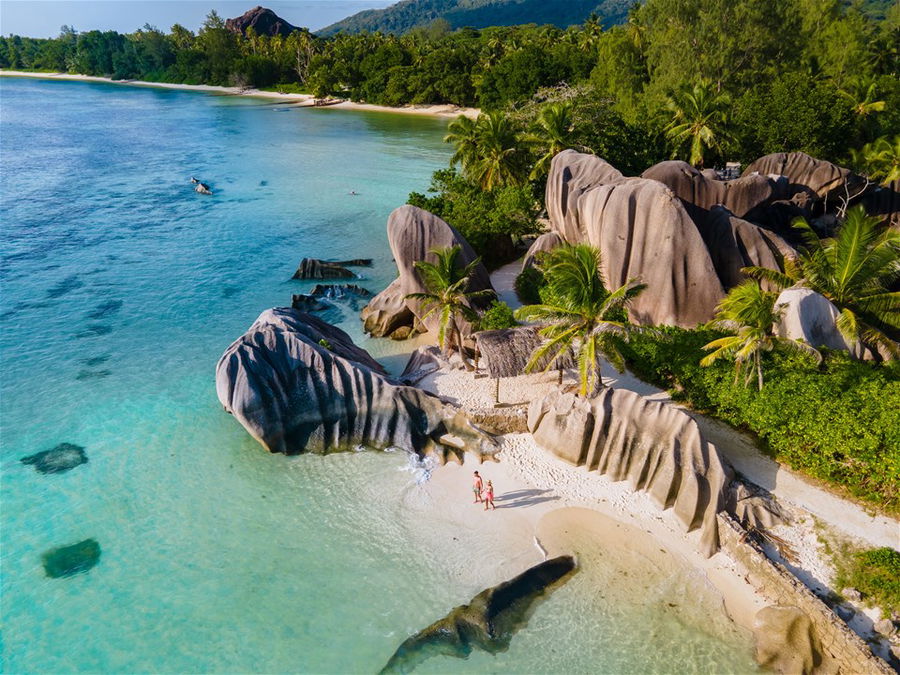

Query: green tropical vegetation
[476,299,518,331]
[836,547,900,615]
[700,281,822,391]
[664,79,732,168]
[515,244,648,396]
[622,328,900,512]
[405,245,493,365]
[319,0,632,36]
[744,206,900,359]
[3,0,898,513]
[852,135,900,185]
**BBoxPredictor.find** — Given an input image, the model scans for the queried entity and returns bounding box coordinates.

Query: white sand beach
[392,258,900,657]
[0,70,481,118]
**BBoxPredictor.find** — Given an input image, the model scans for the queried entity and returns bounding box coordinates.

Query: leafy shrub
[408,168,540,269]
[840,548,900,615]
[621,328,900,512]
[477,300,518,331]
[514,267,544,305]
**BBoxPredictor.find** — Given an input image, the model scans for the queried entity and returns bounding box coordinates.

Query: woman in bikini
[483,480,495,511]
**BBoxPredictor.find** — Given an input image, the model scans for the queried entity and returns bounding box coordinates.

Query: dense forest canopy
[318,0,633,37]
[1,0,897,171]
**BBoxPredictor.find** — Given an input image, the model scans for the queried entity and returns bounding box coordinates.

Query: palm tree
[468,112,527,191]
[853,135,900,186]
[839,77,886,118]
[664,79,732,168]
[744,206,900,358]
[515,244,648,397]
[443,115,479,169]
[577,13,604,53]
[526,101,585,179]
[405,246,493,365]
[444,112,527,191]
[701,281,821,391]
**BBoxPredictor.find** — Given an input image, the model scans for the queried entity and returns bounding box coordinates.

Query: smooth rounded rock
[528,388,732,556]
[216,308,496,459]
[753,605,821,674]
[774,288,849,351]
[361,205,493,339]
[546,150,625,243]
[576,178,724,326]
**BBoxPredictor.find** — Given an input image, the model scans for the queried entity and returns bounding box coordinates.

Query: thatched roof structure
[475,326,574,379]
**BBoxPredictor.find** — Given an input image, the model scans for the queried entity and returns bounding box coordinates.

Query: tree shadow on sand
[493,489,559,509]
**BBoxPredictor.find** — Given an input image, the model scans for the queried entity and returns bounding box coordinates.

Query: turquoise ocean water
[0,77,757,673]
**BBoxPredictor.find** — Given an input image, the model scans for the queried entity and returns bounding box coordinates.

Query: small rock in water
[291,293,331,313]
[21,443,88,474]
[42,538,101,578]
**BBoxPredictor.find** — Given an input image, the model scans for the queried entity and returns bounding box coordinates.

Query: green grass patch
[838,547,900,615]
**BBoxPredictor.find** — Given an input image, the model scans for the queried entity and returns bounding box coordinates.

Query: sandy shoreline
[416,355,899,664]
[0,70,481,119]
[419,371,768,638]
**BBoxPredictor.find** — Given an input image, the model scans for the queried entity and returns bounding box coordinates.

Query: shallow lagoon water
[1,77,757,673]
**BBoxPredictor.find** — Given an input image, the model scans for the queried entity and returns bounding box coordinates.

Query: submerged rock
[381,556,576,673]
[216,308,496,459]
[753,605,822,674]
[528,389,731,556]
[361,205,494,339]
[290,293,331,313]
[21,443,88,474]
[42,538,101,578]
[308,283,372,298]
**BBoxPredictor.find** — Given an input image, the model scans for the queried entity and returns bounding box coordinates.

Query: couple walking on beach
[472,471,495,510]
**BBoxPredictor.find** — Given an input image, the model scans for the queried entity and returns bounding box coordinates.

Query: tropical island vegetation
[4,0,896,511]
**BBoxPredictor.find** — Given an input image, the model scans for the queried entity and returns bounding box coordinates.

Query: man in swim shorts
[472,471,483,503]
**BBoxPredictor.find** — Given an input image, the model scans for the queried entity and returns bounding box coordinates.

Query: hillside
[318,0,633,36]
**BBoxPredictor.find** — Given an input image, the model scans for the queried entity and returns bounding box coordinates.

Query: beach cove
[0,75,770,673]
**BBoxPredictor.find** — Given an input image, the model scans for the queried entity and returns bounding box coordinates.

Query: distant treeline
[1,0,897,163]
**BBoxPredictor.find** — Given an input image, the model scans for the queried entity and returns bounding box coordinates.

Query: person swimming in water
[483,480,495,511]
[472,471,483,503]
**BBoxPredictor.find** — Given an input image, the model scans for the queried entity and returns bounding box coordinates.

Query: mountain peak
[226,6,299,38]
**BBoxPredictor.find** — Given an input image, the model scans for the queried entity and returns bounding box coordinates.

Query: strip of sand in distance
[0,70,480,118]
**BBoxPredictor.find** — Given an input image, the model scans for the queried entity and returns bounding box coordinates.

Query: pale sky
[0,0,394,37]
